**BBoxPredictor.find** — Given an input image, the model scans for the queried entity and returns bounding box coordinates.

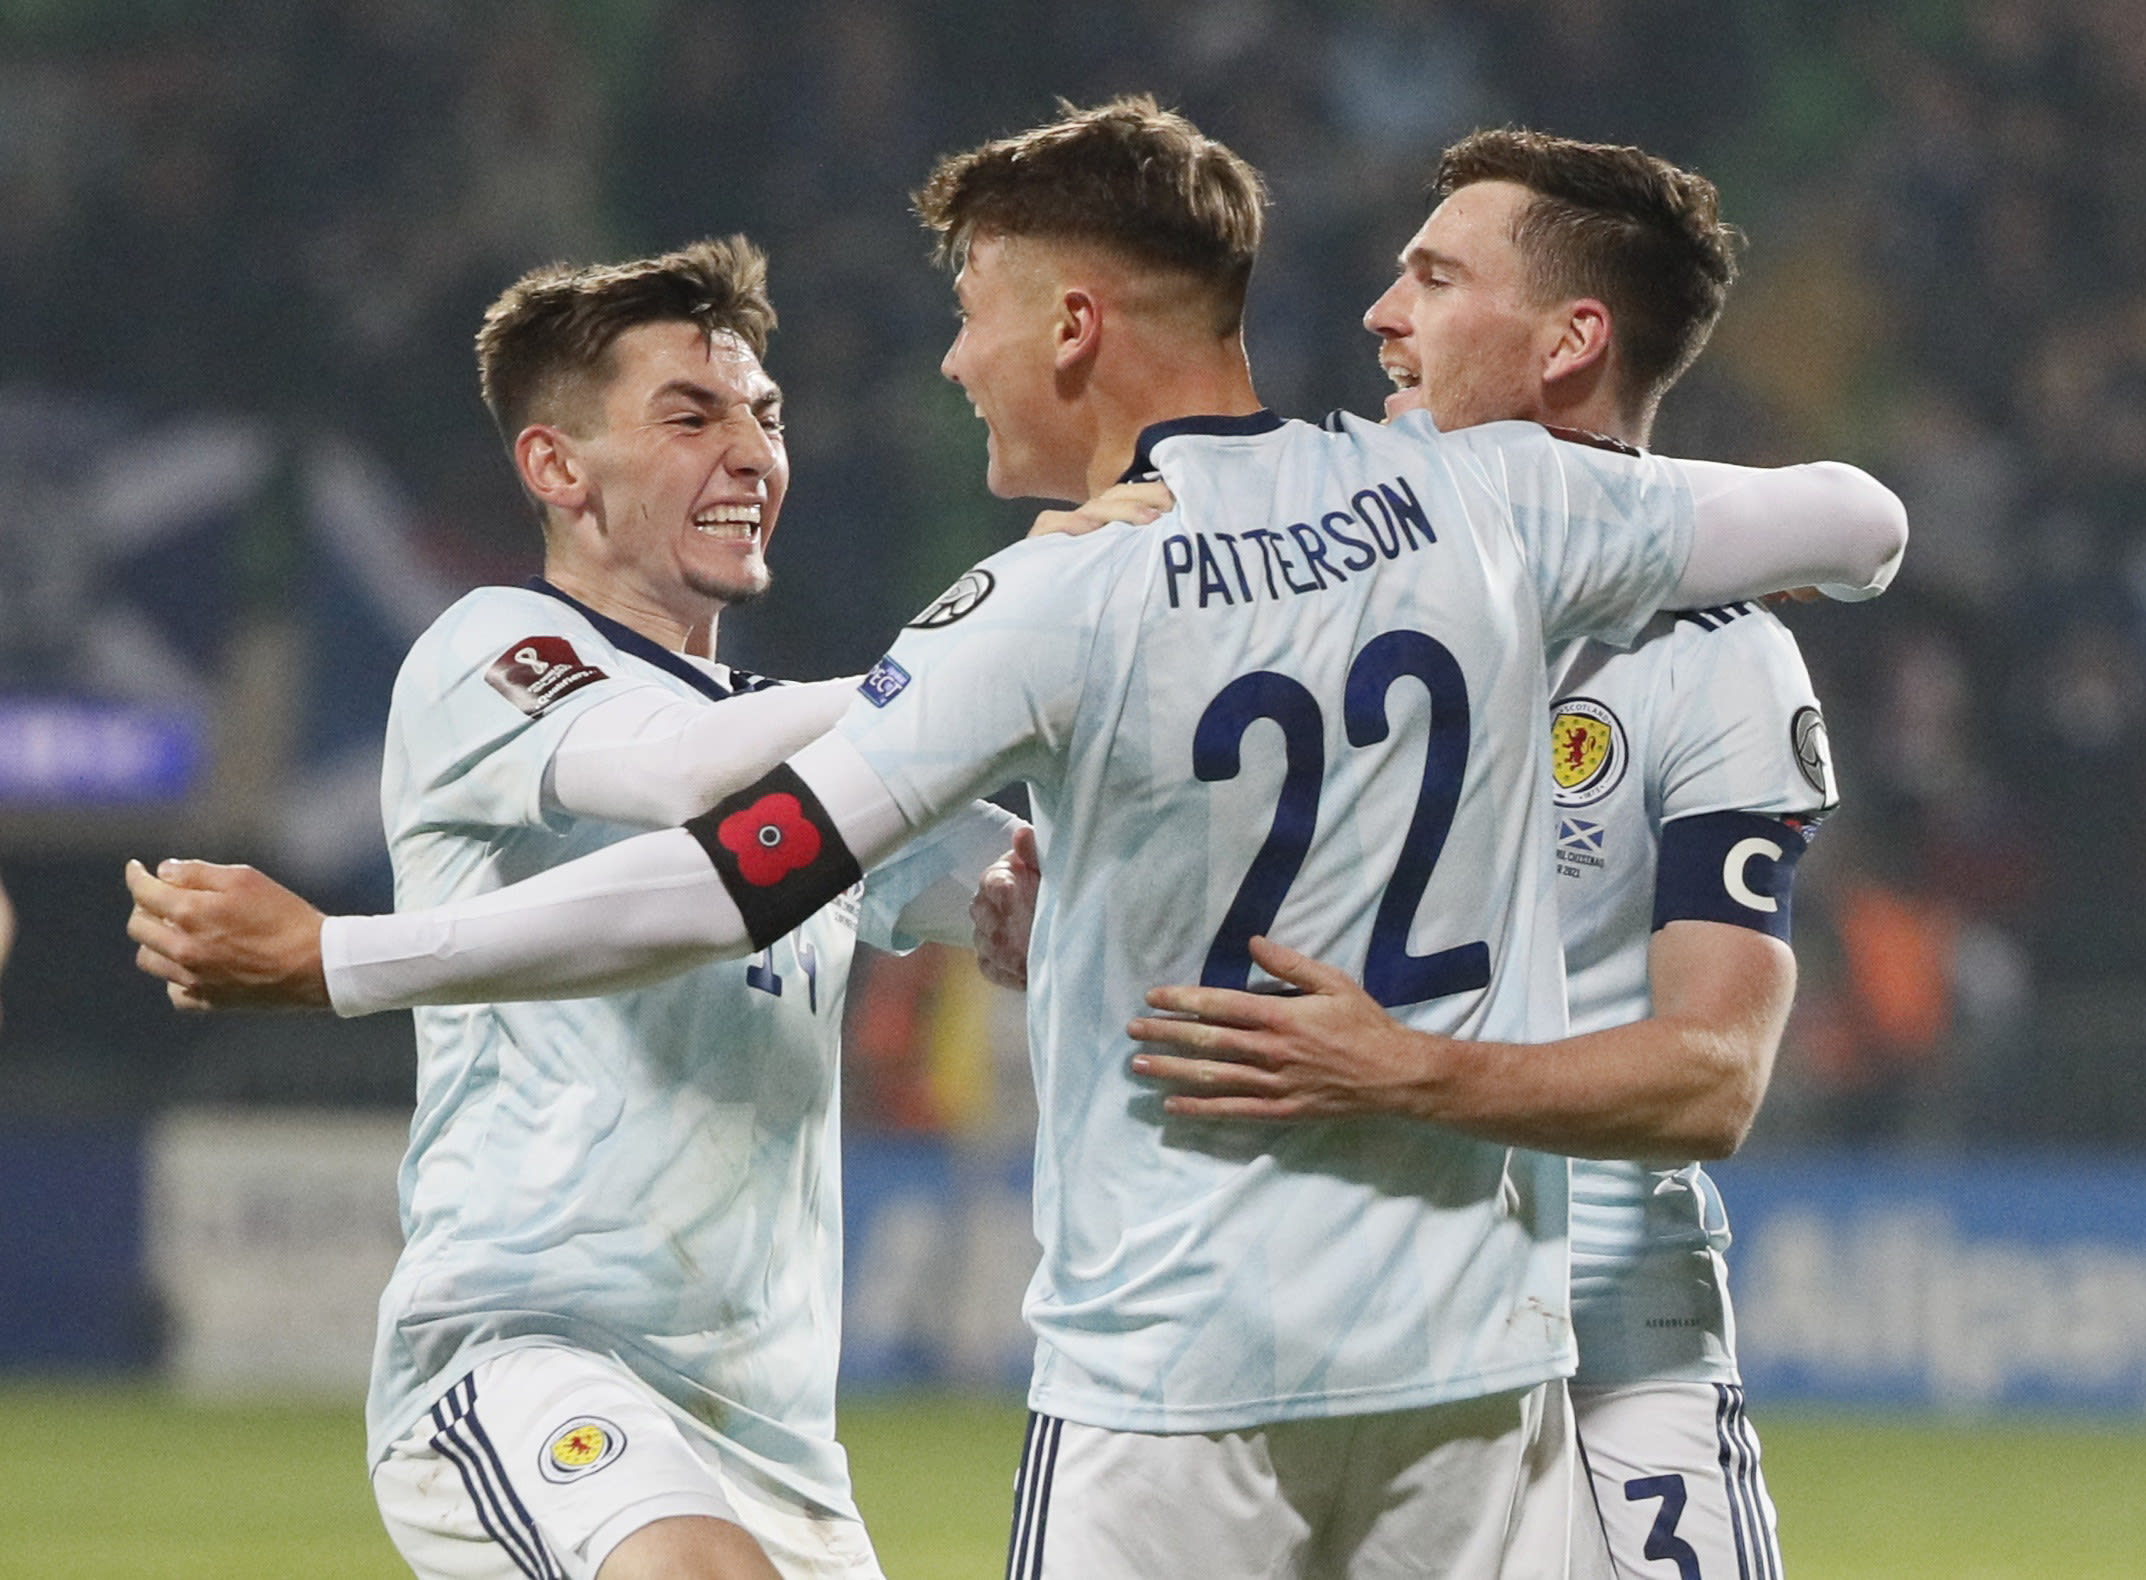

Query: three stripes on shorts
[429,1374,566,1580]
[1004,1411,1065,1580]
[1714,1383,1782,1580]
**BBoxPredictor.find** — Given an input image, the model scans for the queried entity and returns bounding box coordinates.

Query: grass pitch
[5,1383,2141,1577]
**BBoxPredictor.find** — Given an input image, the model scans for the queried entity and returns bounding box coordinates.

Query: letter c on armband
[1723,837,1784,913]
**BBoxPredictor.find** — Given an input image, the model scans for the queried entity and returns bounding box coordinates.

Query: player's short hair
[1433,129,1742,421]
[914,95,1267,336]
[475,236,778,441]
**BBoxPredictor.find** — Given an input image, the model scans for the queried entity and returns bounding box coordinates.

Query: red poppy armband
[685,764,864,950]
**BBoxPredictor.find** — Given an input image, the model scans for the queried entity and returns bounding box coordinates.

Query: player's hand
[125,858,332,1011]
[1027,481,1174,539]
[1128,935,1444,1120]
[969,824,1039,990]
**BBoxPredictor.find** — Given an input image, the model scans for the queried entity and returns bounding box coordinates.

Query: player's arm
[1130,919,1788,1161]
[131,545,1080,1013]
[1505,427,1906,649]
[123,674,865,1006]
[130,733,920,1013]
[1131,800,1811,1160]
[545,677,859,826]
[1668,456,1905,606]
[538,487,1158,825]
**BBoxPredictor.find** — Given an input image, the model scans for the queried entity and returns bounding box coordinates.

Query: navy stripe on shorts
[1714,1383,1782,1580]
[1004,1411,1065,1580]
[430,1374,565,1580]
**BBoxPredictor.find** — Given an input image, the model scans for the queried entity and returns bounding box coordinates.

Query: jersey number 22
[1195,628,1490,1008]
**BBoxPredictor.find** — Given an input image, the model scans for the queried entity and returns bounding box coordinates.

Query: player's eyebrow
[648,377,784,412]
[1401,243,1469,280]
[650,378,719,409]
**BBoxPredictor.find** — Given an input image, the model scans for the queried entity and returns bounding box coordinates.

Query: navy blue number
[1193,672,1324,990]
[1624,1475,1702,1580]
[1193,631,1487,1007]
[1344,630,1490,1007]
[749,941,821,1012]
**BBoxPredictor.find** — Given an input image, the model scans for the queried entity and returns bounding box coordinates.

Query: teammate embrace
[130,98,1900,1580]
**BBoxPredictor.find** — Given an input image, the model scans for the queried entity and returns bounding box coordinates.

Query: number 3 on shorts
[1624,1474,1703,1580]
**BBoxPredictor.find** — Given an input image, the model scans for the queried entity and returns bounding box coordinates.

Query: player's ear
[1054,286,1103,373]
[1544,298,1613,388]
[516,425,589,513]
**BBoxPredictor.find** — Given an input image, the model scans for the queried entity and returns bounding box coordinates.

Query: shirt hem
[1027,1350,1576,1435]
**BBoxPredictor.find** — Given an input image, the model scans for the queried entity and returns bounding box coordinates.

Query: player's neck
[1083,343,1262,498]
[542,564,720,658]
[1539,373,1645,447]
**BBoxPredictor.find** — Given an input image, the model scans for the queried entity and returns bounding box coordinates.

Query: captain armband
[684,763,864,951]
[1652,810,1819,943]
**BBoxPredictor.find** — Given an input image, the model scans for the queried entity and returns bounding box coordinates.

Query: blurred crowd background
[2,0,2141,1153]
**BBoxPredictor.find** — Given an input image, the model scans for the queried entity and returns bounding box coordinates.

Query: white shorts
[1005,1382,1581,1580]
[1572,1381,1782,1580]
[372,1345,883,1580]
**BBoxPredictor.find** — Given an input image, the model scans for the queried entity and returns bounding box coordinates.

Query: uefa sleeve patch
[685,763,865,950]
[485,635,608,716]
[859,655,912,708]
[1790,704,1836,803]
[908,568,996,628]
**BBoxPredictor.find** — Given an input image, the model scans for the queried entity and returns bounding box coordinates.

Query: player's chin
[1381,387,1430,422]
[687,557,771,607]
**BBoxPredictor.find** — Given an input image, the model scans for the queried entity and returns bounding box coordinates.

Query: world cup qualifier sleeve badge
[1549,697,1628,808]
[485,635,608,717]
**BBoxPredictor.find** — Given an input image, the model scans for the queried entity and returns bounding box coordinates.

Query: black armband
[685,764,863,951]
[1652,810,1816,942]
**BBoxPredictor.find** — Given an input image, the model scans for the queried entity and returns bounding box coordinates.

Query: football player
[134,103,1901,1578]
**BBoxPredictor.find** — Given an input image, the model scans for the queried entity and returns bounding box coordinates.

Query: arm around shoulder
[1671,457,1907,609]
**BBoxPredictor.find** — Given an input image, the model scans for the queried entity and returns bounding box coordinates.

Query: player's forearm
[546,678,859,827]
[1671,458,1907,606]
[325,735,913,1016]
[322,828,753,1014]
[1409,1016,1770,1162]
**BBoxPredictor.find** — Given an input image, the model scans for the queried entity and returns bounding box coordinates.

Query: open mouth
[693,503,761,542]
[1380,359,1421,394]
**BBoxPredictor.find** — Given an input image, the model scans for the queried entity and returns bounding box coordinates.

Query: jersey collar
[1118,409,1284,484]
[525,577,774,703]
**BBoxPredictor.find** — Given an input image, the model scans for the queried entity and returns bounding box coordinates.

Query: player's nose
[1363,279,1407,337]
[725,413,776,474]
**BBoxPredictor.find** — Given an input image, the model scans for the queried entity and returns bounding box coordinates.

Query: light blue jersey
[1549,603,1834,1386]
[364,582,981,1516]
[836,411,1697,1432]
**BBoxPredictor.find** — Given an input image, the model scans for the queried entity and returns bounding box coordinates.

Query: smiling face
[562,321,788,613]
[1362,180,1568,432]
[940,234,1085,501]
